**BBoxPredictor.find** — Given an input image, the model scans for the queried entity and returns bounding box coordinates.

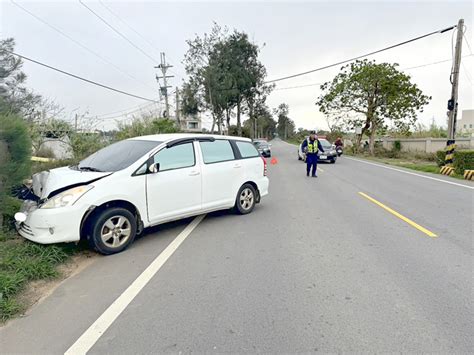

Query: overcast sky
[1,0,473,131]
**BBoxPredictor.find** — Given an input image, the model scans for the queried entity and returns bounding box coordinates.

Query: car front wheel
[88,207,137,255]
[234,184,257,215]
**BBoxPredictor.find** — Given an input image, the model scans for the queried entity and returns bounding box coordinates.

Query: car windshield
[319,139,332,149]
[255,142,269,148]
[77,140,161,172]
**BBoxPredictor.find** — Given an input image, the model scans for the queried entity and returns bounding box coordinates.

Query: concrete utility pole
[175,87,180,125]
[445,18,464,165]
[155,52,173,118]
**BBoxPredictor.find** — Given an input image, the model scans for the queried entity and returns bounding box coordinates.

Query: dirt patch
[15,251,98,318]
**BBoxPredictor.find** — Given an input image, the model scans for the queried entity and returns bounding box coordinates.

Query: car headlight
[41,185,94,209]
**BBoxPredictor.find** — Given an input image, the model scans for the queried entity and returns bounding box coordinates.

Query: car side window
[236,141,260,158]
[200,140,235,164]
[153,143,195,171]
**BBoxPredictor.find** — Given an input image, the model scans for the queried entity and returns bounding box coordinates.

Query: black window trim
[133,141,196,176]
[232,139,261,160]
[199,139,237,165]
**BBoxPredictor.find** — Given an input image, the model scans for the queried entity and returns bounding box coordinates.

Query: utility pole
[445,18,464,165]
[74,113,78,132]
[175,87,181,125]
[155,52,173,118]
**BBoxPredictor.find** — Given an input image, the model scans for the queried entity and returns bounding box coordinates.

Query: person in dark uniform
[301,131,324,177]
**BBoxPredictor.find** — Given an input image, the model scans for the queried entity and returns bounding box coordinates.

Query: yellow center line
[358,192,438,238]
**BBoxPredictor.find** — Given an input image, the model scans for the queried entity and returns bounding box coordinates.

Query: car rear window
[236,141,260,158]
[200,140,235,164]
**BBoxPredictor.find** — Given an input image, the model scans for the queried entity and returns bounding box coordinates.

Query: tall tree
[0,38,41,121]
[211,31,268,136]
[182,23,228,133]
[275,103,295,139]
[183,25,270,136]
[316,59,430,155]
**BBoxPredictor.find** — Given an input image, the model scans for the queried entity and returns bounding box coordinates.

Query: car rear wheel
[88,207,137,255]
[234,184,257,215]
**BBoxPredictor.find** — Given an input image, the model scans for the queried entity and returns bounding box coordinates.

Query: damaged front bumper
[15,200,90,244]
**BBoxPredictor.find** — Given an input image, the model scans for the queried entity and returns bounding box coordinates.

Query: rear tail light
[261,156,267,176]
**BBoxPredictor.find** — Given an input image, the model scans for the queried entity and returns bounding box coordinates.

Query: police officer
[301,130,324,177]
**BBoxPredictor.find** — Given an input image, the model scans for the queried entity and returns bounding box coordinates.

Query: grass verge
[351,155,465,179]
[0,230,79,322]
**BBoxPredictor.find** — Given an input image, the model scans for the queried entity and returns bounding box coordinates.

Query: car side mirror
[148,163,160,174]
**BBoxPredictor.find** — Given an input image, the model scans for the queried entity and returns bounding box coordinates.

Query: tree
[180,80,200,117]
[183,24,270,136]
[0,38,41,121]
[275,103,295,139]
[213,31,269,136]
[183,23,229,133]
[316,59,430,155]
[0,111,31,227]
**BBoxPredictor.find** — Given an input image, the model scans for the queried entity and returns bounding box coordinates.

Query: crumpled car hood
[32,166,111,199]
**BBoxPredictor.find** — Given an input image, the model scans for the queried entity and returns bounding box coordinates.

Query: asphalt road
[1,139,473,353]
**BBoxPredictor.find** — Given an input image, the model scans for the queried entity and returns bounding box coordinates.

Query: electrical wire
[461,62,473,85]
[265,24,456,83]
[98,0,160,55]
[402,54,473,71]
[10,0,155,92]
[271,55,474,92]
[462,25,473,55]
[93,102,157,118]
[274,82,323,91]
[79,0,159,64]
[4,49,159,102]
[98,0,187,81]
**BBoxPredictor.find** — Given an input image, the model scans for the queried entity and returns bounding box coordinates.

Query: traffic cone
[271,157,278,165]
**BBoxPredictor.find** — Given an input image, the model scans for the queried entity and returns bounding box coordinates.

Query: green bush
[0,114,31,227]
[116,118,180,141]
[69,133,107,161]
[436,149,474,174]
[453,150,474,175]
[393,140,402,152]
[435,150,446,167]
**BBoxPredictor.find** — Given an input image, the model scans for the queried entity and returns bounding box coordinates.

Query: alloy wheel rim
[240,188,254,211]
[101,215,132,248]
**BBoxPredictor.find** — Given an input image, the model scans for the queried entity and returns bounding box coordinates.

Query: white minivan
[15,134,269,254]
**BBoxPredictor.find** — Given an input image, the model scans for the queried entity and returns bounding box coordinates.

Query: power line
[462,25,472,55]
[403,54,473,71]
[79,0,158,64]
[93,102,157,118]
[265,24,456,83]
[4,49,158,102]
[94,102,160,120]
[98,0,160,56]
[97,1,186,82]
[274,82,323,91]
[10,0,155,92]
[271,55,474,91]
[461,62,473,85]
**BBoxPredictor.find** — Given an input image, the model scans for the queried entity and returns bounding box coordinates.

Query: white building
[457,109,474,134]
[179,114,202,132]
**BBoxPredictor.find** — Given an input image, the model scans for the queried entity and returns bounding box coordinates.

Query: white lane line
[345,157,474,190]
[65,215,206,355]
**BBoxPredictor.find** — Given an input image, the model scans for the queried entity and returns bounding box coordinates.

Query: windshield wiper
[78,166,104,172]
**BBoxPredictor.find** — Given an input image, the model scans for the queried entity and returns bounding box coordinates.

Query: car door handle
[233,164,242,169]
[189,171,200,176]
